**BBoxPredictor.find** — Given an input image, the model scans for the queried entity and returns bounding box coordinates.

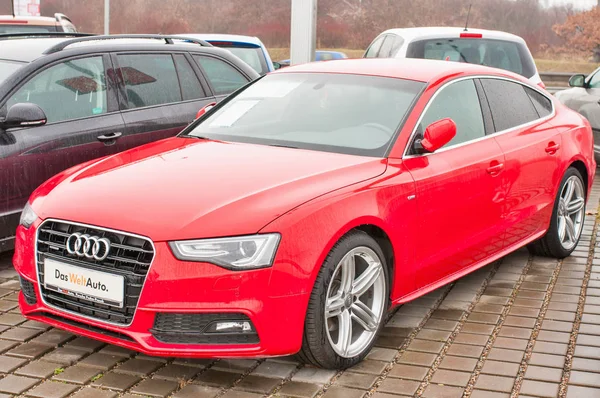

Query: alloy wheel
[324,246,386,358]
[557,175,585,250]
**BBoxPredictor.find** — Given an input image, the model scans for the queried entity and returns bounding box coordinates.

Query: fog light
[205,321,254,334]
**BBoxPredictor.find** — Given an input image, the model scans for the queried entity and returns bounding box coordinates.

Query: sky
[543,0,597,9]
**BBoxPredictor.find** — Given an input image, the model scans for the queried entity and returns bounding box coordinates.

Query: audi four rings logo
[66,233,111,261]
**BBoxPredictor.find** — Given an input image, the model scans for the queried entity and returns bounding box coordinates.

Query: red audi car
[13,58,595,369]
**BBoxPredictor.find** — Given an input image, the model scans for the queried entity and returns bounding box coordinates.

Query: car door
[570,69,600,152]
[192,54,253,102]
[479,78,561,247]
[111,52,216,152]
[0,54,123,244]
[402,78,506,289]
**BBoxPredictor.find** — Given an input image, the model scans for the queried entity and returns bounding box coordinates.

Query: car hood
[33,137,387,241]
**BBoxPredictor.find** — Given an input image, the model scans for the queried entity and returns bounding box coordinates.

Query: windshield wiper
[267,144,299,149]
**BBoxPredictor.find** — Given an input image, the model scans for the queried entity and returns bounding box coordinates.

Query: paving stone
[25,380,79,398]
[416,329,452,341]
[481,360,520,377]
[78,353,122,370]
[579,323,600,335]
[475,374,515,393]
[454,333,490,346]
[520,380,559,397]
[478,296,510,305]
[172,384,221,398]
[523,365,563,382]
[572,357,600,372]
[0,374,39,394]
[278,381,321,398]
[335,372,378,389]
[538,330,571,344]
[322,386,364,398]
[407,339,444,353]
[222,391,264,398]
[396,351,437,367]
[422,383,464,398]
[493,337,528,351]
[378,378,420,395]
[468,312,500,324]
[153,363,202,381]
[566,385,600,398]
[365,347,397,362]
[43,347,87,365]
[195,369,242,387]
[0,326,42,341]
[431,309,464,320]
[292,367,337,384]
[19,320,51,331]
[64,337,106,352]
[438,355,478,372]
[423,319,458,331]
[548,302,578,312]
[213,359,258,373]
[0,313,26,326]
[97,346,135,358]
[473,304,504,314]
[15,360,60,378]
[0,354,27,372]
[471,390,510,398]
[90,372,141,391]
[130,378,179,397]
[508,306,540,318]
[0,300,18,312]
[53,365,101,384]
[569,370,600,387]
[375,334,408,348]
[498,326,532,340]
[348,359,387,375]
[446,343,484,358]
[533,341,568,356]
[30,329,74,346]
[70,388,118,398]
[112,358,162,376]
[516,290,545,300]
[504,316,536,328]
[430,369,471,387]
[234,375,280,394]
[542,320,574,333]
[172,358,214,368]
[6,342,53,359]
[545,310,576,322]
[388,364,429,380]
[529,352,566,368]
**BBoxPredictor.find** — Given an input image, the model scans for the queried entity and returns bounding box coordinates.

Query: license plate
[43,258,124,308]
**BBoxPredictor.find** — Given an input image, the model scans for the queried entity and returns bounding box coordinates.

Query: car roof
[380,27,526,44]
[274,58,526,84]
[0,15,58,26]
[176,33,264,47]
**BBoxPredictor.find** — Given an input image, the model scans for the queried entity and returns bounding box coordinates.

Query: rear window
[0,60,24,84]
[406,38,536,78]
[0,25,58,33]
[212,44,268,75]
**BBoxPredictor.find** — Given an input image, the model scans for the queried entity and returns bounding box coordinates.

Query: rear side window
[118,54,181,109]
[480,79,540,132]
[173,54,205,101]
[377,35,395,58]
[364,36,385,58]
[406,38,536,78]
[193,56,248,95]
[524,87,552,118]
[418,79,484,149]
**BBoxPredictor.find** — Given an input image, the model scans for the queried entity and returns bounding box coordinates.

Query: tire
[297,230,389,369]
[527,167,586,258]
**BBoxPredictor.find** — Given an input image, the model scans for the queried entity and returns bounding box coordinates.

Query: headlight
[169,234,280,270]
[19,202,38,229]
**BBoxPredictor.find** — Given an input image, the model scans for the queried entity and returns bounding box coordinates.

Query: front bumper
[13,222,310,358]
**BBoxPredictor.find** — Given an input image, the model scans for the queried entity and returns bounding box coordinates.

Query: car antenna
[10,0,15,17]
[463,3,472,31]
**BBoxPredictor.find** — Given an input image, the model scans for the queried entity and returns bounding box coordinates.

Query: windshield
[406,38,537,78]
[0,60,24,84]
[216,45,269,75]
[186,73,424,157]
[0,25,58,33]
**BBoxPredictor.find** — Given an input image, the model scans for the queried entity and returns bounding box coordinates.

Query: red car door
[402,78,506,290]
[479,78,561,246]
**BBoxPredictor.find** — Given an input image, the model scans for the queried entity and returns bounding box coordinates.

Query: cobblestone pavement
[1,177,600,398]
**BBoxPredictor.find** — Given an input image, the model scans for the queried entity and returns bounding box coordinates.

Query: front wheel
[297,231,389,369]
[527,167,586,258]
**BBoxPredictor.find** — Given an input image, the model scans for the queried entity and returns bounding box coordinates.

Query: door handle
[97,132,122,142]
[486,162,504,176]
[545,142,560,154]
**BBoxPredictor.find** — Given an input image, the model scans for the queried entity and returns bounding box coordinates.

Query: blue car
[278,50,349,67]
[176,34,276,75]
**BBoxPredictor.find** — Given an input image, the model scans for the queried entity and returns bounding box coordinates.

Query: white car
[364,27,543,88]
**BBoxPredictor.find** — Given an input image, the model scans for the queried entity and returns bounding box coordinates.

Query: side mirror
[419,118,457,153]
[195,102,217,119]
[0,103,47,130]
[272,61,282,70]
[569,74,586,88]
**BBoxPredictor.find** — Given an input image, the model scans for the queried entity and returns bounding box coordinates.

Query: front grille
[36,220,154,325]
[20,277,37,305]
[36,312,134,342]
[151,313,260,345]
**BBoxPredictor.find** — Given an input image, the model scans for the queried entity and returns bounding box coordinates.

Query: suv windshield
[406,38,536,78]
[0,60,24,84]
[186,73,424,157]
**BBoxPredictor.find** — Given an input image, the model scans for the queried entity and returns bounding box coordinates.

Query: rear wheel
[298,231,389,369]
[527,167,586,258]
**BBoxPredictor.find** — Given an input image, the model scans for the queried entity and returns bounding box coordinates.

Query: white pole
[290,0,317,65]
[104,0,109,35]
